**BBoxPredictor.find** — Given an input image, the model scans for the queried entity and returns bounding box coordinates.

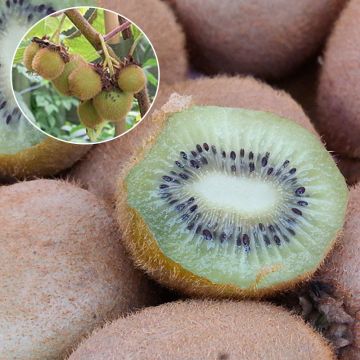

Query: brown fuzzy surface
[0,180,161,360]
[69,300,335,360]
[337,156,360,186]
[319,185,360,359]
[69,75,316,204]
[0,137,90,179]
[99,0,188,84]
[168,0,346,79]
[317,0,360,158]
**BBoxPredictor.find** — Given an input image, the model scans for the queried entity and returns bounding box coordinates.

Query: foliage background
[13,7,159,143]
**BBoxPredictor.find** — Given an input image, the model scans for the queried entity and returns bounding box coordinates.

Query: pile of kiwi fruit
[1,1,360,359]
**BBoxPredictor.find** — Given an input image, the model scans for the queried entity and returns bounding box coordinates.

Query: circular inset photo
[11,6,159,144]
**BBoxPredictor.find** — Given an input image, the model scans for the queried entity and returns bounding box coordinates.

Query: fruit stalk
[103,20,131,42]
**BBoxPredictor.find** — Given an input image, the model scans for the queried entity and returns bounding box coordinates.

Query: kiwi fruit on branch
[0,1,96,179]
[69,75,318,205]
[316,0,360,159]
[166,0,346,79]
[115,94,348,298]
[0,179,161,360]
[98,0,188,84]
[117,64,147,94]
[69,300,335,360]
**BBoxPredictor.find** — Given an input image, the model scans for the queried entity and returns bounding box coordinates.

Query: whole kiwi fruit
[69,76,318,204]
[316,0,360,158]
[318,184,360,359]
[77,100,103,129]
[32,47,65,80]
[0,179,161,360]
[69,300,335,360]
[98,0,188,84]
[23,41,40,71]
[337,156,360,186]
[115,93,347,298]
[117,64,147,94]
[167,0,346,79]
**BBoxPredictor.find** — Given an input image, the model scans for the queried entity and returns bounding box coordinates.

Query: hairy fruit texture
[68,64,102,101]
[319,185,360,360]
[52,54,85,96]
[317,0,360,158]
[93,89,133,122]
[23,42,39,71]
[78,100,103,129]
[117,64,147,93]
[32,48,65,80]
[69,300,335,360]
[116,96,348,299]
[0,180,161,360]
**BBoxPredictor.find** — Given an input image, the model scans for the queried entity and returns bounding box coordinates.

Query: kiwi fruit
[69,300,335,359]
[52,54,85,96]
[316,0,360,158]
[69,76,318,205]
[318,184,360,359]
[68,63,102,101]
[115,92,348,298]
[23,41,40,71]
[0,179,161,360]
[167,0,346,79]
[93,89,133,122]
[117,64,147,94]
[98,0,188,84]
[0,118,90,179]
[337,156,360,186]
[77,100,103,129]
[32,47,65,80]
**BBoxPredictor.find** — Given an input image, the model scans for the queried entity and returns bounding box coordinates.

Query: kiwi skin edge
[115,95,343,299]
[0,137,90,179]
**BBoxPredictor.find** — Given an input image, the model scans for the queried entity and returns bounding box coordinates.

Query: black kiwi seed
[157,144,309,252]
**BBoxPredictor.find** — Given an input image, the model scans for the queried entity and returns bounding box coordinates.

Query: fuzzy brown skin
[168,0,346,79]
[0,137,90,179]
[99,0,188,84]
[0,180,161,360]
[69,300,335,360]
[23,42,39,71]
[319,185,360,359]
[337,156,360,186]
[32,48,65,80]
[317,0,360,158]
[69,75,317,204]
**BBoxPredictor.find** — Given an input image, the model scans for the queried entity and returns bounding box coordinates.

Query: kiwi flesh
[168,0,346,79]
[115,94,348,298]
[316,0,360,158]
[0,179,161,360]
[68,63,103,101]
[52,54,85,96]
[93,89,133,122]
[98,0,188,84]
[117,64,147,94]
[69,300,335,359]
[0,118,90,179]
[318,185,360,359]
[69,76,318,206]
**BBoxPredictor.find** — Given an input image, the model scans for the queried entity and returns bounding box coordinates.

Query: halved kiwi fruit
[69,76,317,204]
[69,300,335,359]
[0,179,161,360]
[115,95,348,298]
[167,0,346,79]
[317,0,360,158]
[0,0,96,180]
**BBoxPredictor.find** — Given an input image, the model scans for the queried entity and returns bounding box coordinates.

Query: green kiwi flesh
[125,106,348,291]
